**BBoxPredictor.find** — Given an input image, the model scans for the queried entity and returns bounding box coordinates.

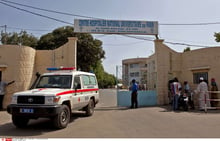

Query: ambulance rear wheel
[53,105,70,129]
[85,99,94,116]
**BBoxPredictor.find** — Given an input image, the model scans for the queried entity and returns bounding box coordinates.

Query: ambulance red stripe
[56,88,99,96]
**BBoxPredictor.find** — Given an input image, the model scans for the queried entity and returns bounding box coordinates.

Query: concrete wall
[35,37,77,75]
[154,39,182,105]
[181,47,220,88]
[0,45,36,108]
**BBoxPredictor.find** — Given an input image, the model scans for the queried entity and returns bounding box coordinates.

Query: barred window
[193,72,208,84]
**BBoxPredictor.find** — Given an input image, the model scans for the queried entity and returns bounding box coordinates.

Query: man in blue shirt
[131,79,138,108]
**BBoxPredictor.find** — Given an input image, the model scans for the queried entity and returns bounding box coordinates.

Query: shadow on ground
[0,112,86,137]
[159,104,220,114]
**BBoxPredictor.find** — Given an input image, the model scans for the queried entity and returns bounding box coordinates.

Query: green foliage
[183,47,191,52]
[1,31,38,48]
[92,61,116,88]
[214,32,220,42]
[36,26,74,50]
[77,33,105,72]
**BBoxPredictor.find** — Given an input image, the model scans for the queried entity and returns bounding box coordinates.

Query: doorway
[0,71,2,81]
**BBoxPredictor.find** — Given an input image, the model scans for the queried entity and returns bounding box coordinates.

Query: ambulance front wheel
[12,115,29,128]
[85,99,95,116]
[53,105,70,129]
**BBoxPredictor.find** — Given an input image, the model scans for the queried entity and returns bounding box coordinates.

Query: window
[36,75,72,89]
[74,76,81,89]
[82,75,90,85]
[82,75,97,87]
[193,72,208,84]
[130,72,139,77]
[130,63,139,68]
[89,76,97,85]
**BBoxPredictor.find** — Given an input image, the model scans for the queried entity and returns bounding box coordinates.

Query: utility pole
[116,65,119,90]
[116,65,119,106]
[4,25,7,44]
[4,25,6,34]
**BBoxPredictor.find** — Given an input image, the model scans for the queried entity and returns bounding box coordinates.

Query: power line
[0,1,73,25]
[160,22,220,26]
[123,35,212,48]
[2,0,220,26]
[163,41,211,48]
[104,41,146,46]
[1,0,101,19]
[7,26,51,32]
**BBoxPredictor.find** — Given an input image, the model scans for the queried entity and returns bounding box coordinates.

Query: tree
[214,32,220,42]
[37,26,105,72]
[1,31,38,48]
[37,26,74,50]
[92,60,116,88]
[183,47,191,52]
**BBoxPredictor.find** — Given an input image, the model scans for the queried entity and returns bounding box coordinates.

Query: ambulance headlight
[45,96,61,104]
[11,96,17,104]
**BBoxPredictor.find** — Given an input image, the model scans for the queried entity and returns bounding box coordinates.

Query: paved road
[1,89,220,138]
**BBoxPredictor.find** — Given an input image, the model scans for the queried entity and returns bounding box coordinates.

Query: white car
[7,67,99,129]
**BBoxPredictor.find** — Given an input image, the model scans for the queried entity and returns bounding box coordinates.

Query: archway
[74,19,159,107]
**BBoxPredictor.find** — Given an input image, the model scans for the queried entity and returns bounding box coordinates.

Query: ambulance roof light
[47,67,75,71]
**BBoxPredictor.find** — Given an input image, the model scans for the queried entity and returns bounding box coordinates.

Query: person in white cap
[195,77,210,110]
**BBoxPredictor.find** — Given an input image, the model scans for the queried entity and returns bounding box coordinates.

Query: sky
[1,0,220,77]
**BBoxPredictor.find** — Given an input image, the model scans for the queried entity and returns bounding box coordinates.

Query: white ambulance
[7,67,99,129]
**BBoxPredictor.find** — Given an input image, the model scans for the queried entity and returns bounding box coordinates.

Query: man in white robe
[196,77,210,110]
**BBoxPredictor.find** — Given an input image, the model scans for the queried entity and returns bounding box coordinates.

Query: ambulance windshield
[35,75,72,89]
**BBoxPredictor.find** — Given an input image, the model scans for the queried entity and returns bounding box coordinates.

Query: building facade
[122,57,148,90]
[0,37,77,109]
[148,39,220,106]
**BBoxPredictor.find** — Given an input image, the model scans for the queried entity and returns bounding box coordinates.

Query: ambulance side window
[82,75,90,86]
[82,75,97,88]
[89,76,97,85]
[74,76,81,89]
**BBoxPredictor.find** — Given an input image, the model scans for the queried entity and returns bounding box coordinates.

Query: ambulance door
[72,75,83,110]
[80,75,92,107]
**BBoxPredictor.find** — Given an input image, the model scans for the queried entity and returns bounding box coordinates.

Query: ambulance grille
[17,96,45,104]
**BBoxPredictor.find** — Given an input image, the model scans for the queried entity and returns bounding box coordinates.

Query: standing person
[168,79,174,105]
[171,77,181,111]
[195,77,210,110]
[130,79,138,108]
[0,80,15,110]
[183,81,194,109]
[210,78,218,107]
